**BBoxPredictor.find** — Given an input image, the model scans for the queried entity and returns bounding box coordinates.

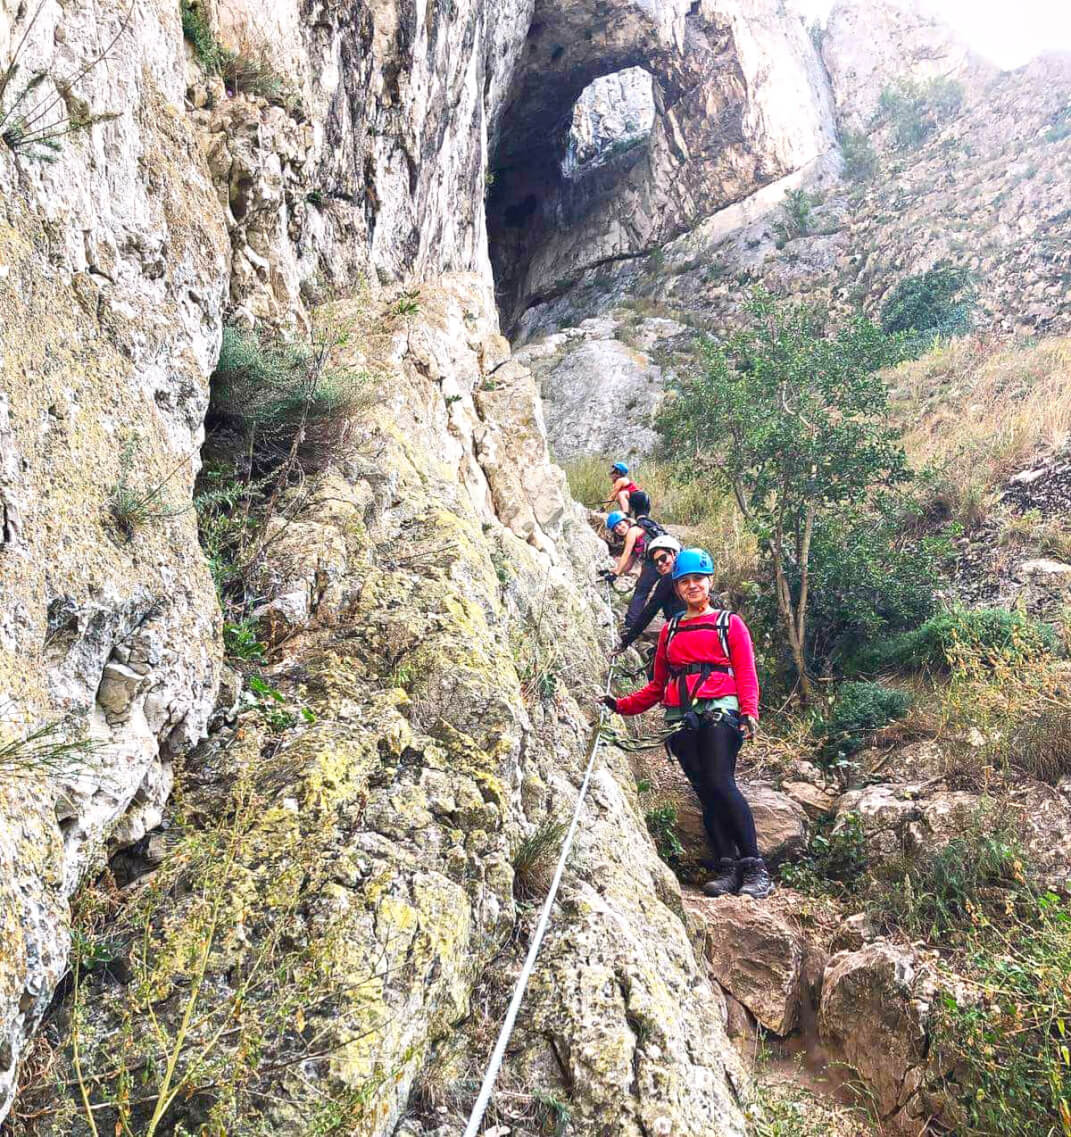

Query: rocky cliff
[518,0,1070,448]
[0,0,845,1129]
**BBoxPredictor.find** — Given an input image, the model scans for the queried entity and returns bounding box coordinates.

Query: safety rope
[460,581,617,1137]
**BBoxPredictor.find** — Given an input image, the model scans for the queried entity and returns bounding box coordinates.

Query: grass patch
[877,75,964,150]
[839,130,879,182]
[0,717,98,778]
[996,508,1071,563]
[880,264,974,341]
[513,818,566,899]
[180,1,296,107]
[892,335,1071,518]
[867,806,1025,940]
[932,888,1071,1137]
[209,324,373,471]
[998,704,1071,785]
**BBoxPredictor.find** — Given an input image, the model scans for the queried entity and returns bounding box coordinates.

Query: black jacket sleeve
[621,575,674,647]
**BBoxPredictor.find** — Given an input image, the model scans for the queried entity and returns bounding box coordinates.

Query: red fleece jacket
[614,609,760,719]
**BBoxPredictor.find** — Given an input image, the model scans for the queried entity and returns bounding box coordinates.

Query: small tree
[659,290,910,699]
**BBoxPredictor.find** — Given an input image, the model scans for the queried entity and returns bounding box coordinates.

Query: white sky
[788,0,1071,70]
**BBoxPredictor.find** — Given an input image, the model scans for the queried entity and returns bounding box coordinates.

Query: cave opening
[486,39,664,333]
[561,67,655,181]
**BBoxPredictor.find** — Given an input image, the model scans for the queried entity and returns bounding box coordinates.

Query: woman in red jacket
[602,547,772,899]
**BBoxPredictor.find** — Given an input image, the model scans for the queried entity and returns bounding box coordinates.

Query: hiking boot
[701,859,742,898]
[738,857,773,899]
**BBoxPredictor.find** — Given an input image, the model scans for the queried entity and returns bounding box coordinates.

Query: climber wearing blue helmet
[599,509,669,629]
[604,461,651,517]
[602,547,773,900]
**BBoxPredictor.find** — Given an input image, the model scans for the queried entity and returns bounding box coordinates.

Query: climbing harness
[461,581,618,1137]
[598,707,736,753]
[663,608,734,719]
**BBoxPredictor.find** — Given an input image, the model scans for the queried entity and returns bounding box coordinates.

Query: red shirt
[614,610,760,719]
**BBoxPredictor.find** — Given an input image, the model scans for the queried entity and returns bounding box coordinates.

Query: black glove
[597,569,617,582]
[600,695,618,713]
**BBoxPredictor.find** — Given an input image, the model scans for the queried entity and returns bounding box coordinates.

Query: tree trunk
[771,544,814,704]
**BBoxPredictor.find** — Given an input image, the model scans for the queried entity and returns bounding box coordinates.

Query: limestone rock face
[489,0,837,323]
[27,280,749,1136]
[532,337,664,460]
[821,0,995,131]
[186,0,535,331]
[0,0,228,1116]
[564,67,656,179]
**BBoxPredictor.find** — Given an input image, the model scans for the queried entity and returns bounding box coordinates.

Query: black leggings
[667,718,759,860]
[625,558,660,627]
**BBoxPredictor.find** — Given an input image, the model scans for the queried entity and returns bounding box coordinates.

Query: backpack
[633,514,665,542]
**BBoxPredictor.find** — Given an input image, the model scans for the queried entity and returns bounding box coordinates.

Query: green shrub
[857,607,1057,674]
[880,264,975,339]
[839,130,879,182]
[180,0,222,71]
[933,888,1071,1137]
[877,76,964,149]
[209,324,369,468]
[774,188,816,245]
[180,1,293,105]
[867,809,1024,940]
[1043,104,1071,144]
[820,681,911,758]
[778,812,867,897]
[223,618,267,663]
[786,504,943,671]
[645,804,684,866]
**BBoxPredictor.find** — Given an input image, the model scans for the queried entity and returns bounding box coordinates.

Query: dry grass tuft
[512,817,567,899]
[891,334,1071,523]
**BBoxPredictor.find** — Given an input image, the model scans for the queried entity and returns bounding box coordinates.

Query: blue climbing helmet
[671,547,714,579]
[610,461,629,475]
[606,510,627,530]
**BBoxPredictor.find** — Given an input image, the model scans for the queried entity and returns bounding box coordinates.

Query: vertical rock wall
[0,0,229,1116]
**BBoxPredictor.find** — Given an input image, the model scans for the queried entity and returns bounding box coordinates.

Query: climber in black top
[615,534,685,654]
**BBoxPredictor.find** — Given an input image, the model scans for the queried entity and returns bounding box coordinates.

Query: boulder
[780,779,837,821]
[834,783,981,859]
[745,784,809,864]
[686,893,824,1038]
[818,942,937,1125]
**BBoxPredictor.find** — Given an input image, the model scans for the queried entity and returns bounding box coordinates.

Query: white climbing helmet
[646,534,682,558]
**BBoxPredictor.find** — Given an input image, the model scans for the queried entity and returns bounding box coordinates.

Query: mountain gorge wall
[488,0,838,327]
[0,0,843,1127]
